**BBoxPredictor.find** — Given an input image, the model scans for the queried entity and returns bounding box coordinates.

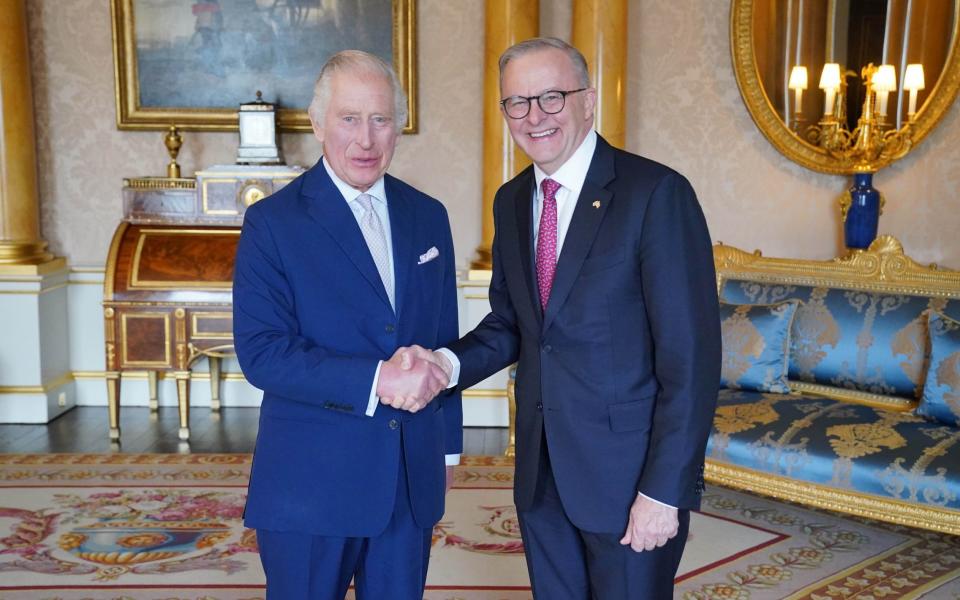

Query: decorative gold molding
[0,257,67,276]
[120,312,171,367]
[73,370,247,382]
[102,222,128,302]
[714,236,960,296]
[124,177,196,191]
[0,372,73,395]
[190,313,233,340]
[462,389,508,398]
[730,0,960,174]
[129,229,238,290]
[110,0,417,133]
[705,461,960,535]
[789,381,915,411]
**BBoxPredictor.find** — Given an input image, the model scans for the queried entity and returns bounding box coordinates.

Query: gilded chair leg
[175,371,190,441]
[209,356,222,412]
[147,370,159,412]
[106,372,121,442]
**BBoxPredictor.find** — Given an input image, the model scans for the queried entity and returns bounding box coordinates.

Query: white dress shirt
[439,132,674,506]
[323,157,459,466]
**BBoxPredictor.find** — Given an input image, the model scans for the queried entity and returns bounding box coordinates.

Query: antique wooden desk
[103,166,301,442]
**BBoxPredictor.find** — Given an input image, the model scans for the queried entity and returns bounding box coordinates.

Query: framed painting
[111,0,417,133]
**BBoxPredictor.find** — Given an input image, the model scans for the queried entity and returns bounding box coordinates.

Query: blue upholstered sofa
[706,236,960,535]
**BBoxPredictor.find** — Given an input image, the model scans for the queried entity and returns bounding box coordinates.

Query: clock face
[239,112,276,148]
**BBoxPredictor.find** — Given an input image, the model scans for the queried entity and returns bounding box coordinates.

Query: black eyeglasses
[500,88,588,119]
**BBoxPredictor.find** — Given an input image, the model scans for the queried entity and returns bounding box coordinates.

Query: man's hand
[392,344,453,380]
[377,355,448,413]
[619,494,679,553]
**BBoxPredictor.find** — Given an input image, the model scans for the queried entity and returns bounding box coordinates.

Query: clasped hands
[376,345,453,413]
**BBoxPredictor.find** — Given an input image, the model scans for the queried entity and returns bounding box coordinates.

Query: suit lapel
[542,137,616,332]
[385,175,413,319]
[512,171,543,328]
[302,161,392,312]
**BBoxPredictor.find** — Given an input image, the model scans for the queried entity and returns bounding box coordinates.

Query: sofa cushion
[720,300,798,393]
[720,279,960,401]
[917,311,960,426]
[707,388,960,509]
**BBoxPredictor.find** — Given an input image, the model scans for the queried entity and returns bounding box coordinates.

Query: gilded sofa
[706,236,960,535]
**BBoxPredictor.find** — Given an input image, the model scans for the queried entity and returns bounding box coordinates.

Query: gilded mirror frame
[731,0,960,174]
[111,0,417,133]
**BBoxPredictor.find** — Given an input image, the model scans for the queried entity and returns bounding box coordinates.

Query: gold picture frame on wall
[111,0,417,133]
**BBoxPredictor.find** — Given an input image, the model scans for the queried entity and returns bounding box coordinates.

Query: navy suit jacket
[234,160,462,537]
[448,136,721,533]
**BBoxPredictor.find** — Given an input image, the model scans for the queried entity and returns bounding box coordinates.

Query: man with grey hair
[233,49,462,599]
[400,36,720,597]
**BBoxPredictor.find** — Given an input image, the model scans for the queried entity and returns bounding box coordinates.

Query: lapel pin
[592,200,601,209]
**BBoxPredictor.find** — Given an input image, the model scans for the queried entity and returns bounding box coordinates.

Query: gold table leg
[147,370,159,412]
[106,371,121,442]
[175,371,191,441]
[209,356,222,412]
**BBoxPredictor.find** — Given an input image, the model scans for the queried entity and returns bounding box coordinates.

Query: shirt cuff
[638,492,676,509]
[365,360,383,417]
[435,348,461,388]
[445,453,461,466]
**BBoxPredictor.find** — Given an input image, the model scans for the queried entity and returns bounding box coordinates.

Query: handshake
[376,345,453,413]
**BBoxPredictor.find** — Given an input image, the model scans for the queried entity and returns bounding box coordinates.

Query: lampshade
[904,64,926,91]
[819,63,841,90]
[788,66,808,90]
[872,65,897,92]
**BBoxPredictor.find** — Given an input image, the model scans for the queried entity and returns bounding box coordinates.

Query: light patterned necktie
[536,178,561,310]
[356,193,394,307]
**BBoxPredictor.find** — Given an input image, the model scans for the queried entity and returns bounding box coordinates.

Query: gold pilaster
[0,0,57,269]
[572,0,628,147]
[472,0,539,270]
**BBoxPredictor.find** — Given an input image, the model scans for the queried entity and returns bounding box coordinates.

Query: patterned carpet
[0,454,957,599]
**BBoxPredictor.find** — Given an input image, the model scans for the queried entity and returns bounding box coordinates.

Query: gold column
[0,0,58,271]
[472,0,538,270]
[572,0,628,147]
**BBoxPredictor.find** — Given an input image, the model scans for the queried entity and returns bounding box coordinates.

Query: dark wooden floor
[0,406,510,455]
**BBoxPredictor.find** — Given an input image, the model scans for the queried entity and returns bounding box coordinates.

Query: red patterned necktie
[536,178,561,310]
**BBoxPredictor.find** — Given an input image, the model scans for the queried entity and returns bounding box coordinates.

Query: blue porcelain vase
[844,173,880,249]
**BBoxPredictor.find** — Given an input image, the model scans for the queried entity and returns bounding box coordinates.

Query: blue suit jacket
[448,136,721,533]
[233,160,462,537]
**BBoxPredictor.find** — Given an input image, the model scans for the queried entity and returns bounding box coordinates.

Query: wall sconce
[819,63,841,115]
[788,66,808,131]
[904,63,926,118]
[871,64,897,126]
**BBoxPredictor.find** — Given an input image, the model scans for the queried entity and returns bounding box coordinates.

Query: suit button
[388,419,399,430]
[543,344,553,353]
[385,324,396,333]
[536,402,543,410]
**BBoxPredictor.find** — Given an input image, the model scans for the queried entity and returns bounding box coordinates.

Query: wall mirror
[732,0,960,174]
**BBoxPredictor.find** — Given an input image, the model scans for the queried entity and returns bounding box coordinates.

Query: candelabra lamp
[800,62,925,249]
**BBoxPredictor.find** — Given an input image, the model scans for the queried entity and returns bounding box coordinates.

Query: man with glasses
[402,37,720,597]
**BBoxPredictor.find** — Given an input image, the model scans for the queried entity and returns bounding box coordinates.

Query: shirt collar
[533,129,597,195]
[322,156,387,206]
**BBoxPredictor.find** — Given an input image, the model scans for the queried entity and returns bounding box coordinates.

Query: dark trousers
[518,435,690,600]
[256,448,432,600]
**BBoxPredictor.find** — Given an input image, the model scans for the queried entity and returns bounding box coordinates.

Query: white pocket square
[418,246,440,265]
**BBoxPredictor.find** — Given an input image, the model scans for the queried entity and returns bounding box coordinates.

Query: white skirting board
[1,266,509,427]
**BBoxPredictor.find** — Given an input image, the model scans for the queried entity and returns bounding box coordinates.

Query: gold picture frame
[111,0,417,133]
